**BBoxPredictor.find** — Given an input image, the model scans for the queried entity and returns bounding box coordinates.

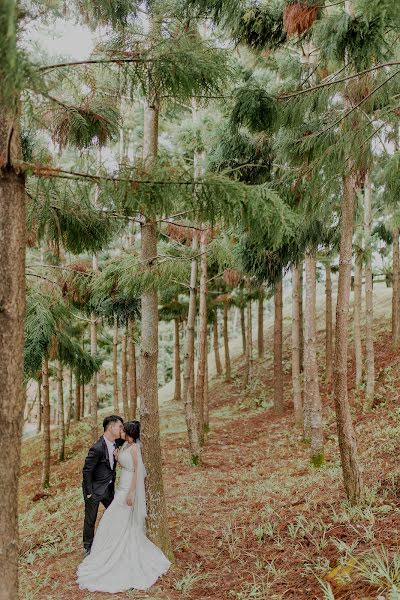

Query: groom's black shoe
[83,548,91,558]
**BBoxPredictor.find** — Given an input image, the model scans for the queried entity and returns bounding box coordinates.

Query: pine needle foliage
[76,0,139,27]
[234,4,287,51]
[230,84,278,133]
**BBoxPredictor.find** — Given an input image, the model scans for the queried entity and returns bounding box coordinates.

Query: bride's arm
[126,445,138,507]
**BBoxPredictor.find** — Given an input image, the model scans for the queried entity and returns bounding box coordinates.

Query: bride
[77,421,171,593]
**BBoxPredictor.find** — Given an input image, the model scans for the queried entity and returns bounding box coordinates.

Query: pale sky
[24,18,95,60]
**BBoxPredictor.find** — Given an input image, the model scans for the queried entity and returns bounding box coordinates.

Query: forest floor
[19,283,400,600]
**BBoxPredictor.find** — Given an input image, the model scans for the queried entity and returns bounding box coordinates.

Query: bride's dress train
[77,442,171,593]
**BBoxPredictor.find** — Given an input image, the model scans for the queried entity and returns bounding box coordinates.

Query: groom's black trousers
[83,483,114,551]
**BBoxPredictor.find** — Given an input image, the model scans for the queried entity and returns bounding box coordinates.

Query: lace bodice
[118,443,135,472]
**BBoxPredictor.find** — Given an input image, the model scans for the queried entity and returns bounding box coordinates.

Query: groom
[82,415,124,556]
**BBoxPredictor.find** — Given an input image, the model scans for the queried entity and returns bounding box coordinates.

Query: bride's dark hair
[123,420,140,442]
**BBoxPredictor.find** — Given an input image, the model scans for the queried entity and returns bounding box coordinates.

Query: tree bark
[140,94,172,557]
[113,319,119,413]
[89,254,98,442]
[392,228,400,347]
[195,227,208,442]
[299,263,304,371]
[333,167,364,504]
[204,333,209,433]
[291,266,302,426]
[37,377,42,434]
[183,233,201,463]
[81,383,85,418]
[243,300,253,388]
[258,289,264,358]
[128,318,137,419]
[240,305,246,355]
[274,279,284,414]
[213,317,222,376]
[41,355,51,489]
[325,261,333,386]
[223,300,231,382]
[364,173,375,408]
[353,254,363,387]
[173,318,181,401]
[304,255,324,465]
[74,377,81,422]
[121,328,129,421]
[65,369,73,437]
[57,360,65,461]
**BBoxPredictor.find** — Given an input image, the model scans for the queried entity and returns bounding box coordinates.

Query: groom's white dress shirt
[103,435,116,471]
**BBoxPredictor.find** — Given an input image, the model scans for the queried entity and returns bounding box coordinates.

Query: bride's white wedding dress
[77,441,171,593]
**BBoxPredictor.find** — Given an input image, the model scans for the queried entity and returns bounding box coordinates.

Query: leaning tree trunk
[213,317,222,376]
[195,227,208,442]
[113,318,119,413]
[291,265,302,426]
[140,94,172,557]
[223,299,231,382]
[183,232,201,463]
[364,173,375,408]
[240,305,246,355]
[325,260,333,386]
[65,369,73,437]
[37,377,42,434]
[0,28,26,592]
[258,289,264,358]
[304,254,324,465]
[57,360,65,461]
[243,300,253,388]
[333,165,364,504]
[41,355,51,489]
[353,254,363,387]
[121,327,129,421]
[274,278,284,414]
[89,256,98,442]
[392,227,400,347]
[128,318,137,419]
[173,318,181,401]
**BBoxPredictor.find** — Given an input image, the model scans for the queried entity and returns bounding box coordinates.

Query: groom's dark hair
[103,415,124,431]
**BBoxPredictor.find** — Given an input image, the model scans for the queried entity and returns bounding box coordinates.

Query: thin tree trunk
[74,374,81,422]
[392,227,400,347]
[121,327,129,421]
[37,377,42,434]
[258,289,264,358]
[195,227,208,442]
[240,305,246,355]
[354,255,363,387]
[274,279,284,414]
[183,233,201,463]
[304,254,324,465]
[204,333,209,433]
[173,319,181,401]
[113,319,119,413]
[41,355,51,489]
[90,255,98,441]
[299,263,304,371]
[223,300,231,382]
[128,318,137,419]
[65,369,73,437]
[333,166,364,504]
[140,93,172,557]
[57,360,65,461]
[213,317,222,376]
[364,173,375,408]
[81,384,85,418]
[291,266,302,426]
[243,300,253,388]
[325,261,333,386]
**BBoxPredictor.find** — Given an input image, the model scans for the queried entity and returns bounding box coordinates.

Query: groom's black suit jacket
[82,436,124,498]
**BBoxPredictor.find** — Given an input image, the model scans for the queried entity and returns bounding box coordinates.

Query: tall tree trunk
[258,289,264,358]
[0,5,27,593]
[37,377,42,434]
[299,263,304,371]
[392,227,400,347]
[121,327,129,421]
[364,173,375,408]
[274,279,284,414]
[223,300,231,382]
[183,233,201,463]
[57,360,65,461]
[89,255,98,442]
[291,266,302,426]
[81,383,85,418]
[204,333,209,433]
[140,92,172,557]
[41,355,51,489]
[195,227,208,442]
[113,318,119,413]
[353,255,363,387]
[240,305,246,355]
[304,255,324,465]
[243,300,253,388]
[333,167,364,504]
[128,318,137,419]
[173,318,181,401]
[65,369,73,436]
[325,261,333,386]
[213,317,222,375]
[74,373,81,422]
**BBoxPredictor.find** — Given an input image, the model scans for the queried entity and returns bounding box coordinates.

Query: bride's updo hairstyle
[123,420,140,442]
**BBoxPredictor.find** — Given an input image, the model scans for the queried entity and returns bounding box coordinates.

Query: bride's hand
[126,492,135,506]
